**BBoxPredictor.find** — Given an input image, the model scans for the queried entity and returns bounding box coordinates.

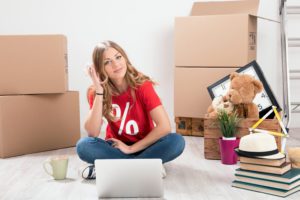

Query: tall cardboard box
[174,67,238,118]
[0,91,80,158]
[0,35,68,95]
[174,0,278,67]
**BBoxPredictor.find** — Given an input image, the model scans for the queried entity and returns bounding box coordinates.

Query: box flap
[249,14,280,23]
[191,0,259,16]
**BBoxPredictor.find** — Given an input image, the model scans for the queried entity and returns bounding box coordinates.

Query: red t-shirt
[88,81,162,143]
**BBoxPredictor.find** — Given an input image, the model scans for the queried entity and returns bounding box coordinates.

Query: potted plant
[217,109,240,165]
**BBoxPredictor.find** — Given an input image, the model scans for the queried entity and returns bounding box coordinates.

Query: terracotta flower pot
[219,137,240,165]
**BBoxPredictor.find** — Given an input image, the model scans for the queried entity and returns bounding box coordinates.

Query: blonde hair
[89,40,154,121]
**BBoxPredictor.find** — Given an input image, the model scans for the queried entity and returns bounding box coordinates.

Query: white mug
[43,155,69,180]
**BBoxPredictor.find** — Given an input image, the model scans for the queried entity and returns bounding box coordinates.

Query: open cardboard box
[174,0,279,67]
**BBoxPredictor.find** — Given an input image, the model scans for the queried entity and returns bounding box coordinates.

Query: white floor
[0,131,300,200]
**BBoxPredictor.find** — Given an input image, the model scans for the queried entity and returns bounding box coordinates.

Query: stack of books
[232,156,300,197]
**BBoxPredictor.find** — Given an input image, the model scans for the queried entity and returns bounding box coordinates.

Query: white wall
[1,0,296,136]
[0,0,194,135]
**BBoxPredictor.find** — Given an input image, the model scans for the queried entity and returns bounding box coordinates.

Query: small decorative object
[207,60,281,118]
[217,109,240,165]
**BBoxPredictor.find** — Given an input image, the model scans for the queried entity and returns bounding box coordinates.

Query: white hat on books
[235,132,285,160]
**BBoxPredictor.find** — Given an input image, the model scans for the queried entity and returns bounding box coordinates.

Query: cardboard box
[0,35,68,95]
[204,118,281,160]
[174,67,238,118]
[0,91,80,158]
[174,0,278,67]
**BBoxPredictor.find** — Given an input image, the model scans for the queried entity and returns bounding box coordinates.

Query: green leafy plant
[217,109,240,138]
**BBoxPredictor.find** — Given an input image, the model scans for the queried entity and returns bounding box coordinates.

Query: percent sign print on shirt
[112,102,139,135]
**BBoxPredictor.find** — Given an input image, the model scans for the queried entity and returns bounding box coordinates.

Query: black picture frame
[207,60,281,118]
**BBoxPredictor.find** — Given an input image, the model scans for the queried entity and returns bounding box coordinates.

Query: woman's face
[102,47,127,82]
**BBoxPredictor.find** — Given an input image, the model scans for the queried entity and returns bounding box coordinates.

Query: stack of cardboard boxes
[174,0,275,137]
[0,35,80,158]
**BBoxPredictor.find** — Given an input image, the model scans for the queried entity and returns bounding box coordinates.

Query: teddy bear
[206,72,263,119]
[226,72,263,118]
[206,95,234,118]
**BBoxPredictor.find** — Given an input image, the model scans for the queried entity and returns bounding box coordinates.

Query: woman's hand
[106,138,134,154]
[87,64,104,93]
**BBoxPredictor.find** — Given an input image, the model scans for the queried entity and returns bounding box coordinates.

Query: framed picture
[207,60,281,118]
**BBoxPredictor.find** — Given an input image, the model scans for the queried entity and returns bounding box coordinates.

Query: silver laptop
[95,159,164,198]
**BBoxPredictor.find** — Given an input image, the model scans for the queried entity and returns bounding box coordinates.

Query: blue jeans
[76,133,185,164]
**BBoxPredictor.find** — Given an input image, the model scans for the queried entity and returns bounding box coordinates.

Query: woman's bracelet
[96,92,104,95]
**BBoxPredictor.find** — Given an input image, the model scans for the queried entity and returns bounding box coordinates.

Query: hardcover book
[235,168,300,183]
[239,162,291,175]
[232,180,300,197]
[235,174,300,190]
[239,156,285,167]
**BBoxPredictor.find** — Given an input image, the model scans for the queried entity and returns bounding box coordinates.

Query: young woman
[76,41,185,179]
